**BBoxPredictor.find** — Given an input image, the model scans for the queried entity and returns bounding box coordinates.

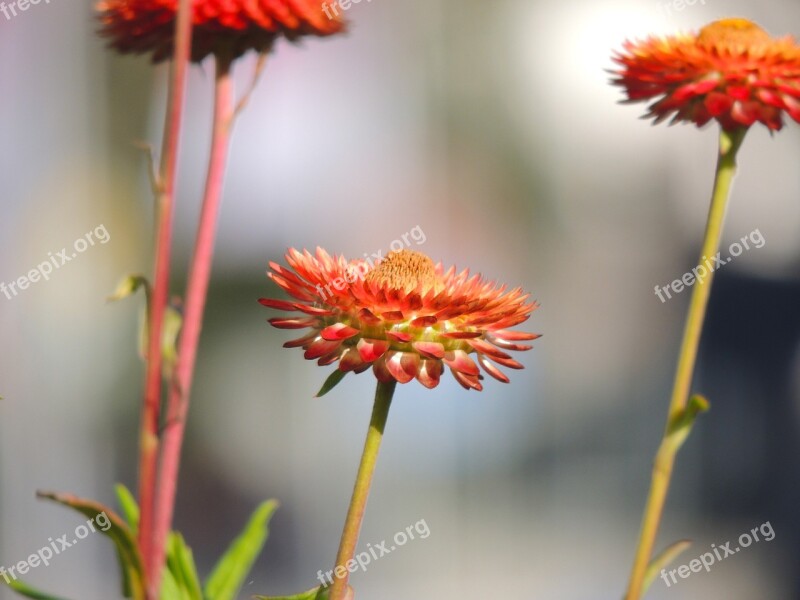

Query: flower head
[612,18,800,131]
[260,248,539,392]
[97,0,345,62]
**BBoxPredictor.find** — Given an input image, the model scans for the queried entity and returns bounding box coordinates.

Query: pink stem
[149,51,236,596]
[138,0,193,593]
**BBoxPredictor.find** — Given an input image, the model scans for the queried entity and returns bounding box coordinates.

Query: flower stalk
[623,126,747,600]
[329,379,397,600]
[137,0,193,591]
[148,49,237,596]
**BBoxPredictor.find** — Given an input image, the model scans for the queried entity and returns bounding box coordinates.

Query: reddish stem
[149,51,236,595]
[138,0,193,593]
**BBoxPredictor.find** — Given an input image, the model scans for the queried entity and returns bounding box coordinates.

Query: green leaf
[666,394,711,451]
[36,491,146,600]
[161,300,183,381]
[107,273,181,381]
[160,565,185,600]
[114,483,140,534]
[3,580,72,600]
[255,584,355,600]
[254,585,331,600]
[164,532,203,600]
[643,539,692,595]
[204,500,279,600]
[315,370,347,398]
[107,274,151,304]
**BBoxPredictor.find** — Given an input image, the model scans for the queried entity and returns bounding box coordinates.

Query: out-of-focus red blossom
[97,0,345,62]
[260,248,539,392]
[612,18,800,131]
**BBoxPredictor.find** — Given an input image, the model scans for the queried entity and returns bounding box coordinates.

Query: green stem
[624,126,747,600]
[329,380,397,600]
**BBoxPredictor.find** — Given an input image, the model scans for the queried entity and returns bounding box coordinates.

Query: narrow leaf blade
[204,500,278,600]
[255,584,355,600]
[36,491,146,600]
[165,532,203,600]
[643,539,692,594]
[114,483,140,534]
[3,580,72,600]
[315,370,346,398]
[254,585,332,600]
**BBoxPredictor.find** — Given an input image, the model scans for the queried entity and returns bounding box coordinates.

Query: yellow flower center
[697,18,771,48]
[366,250,436,291]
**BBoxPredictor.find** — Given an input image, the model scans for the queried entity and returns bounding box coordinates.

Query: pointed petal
[339,348,366,372]
[412,341,445,359]
[317,348,344,366]
[485,334,534,351]
[320,323,360,341]
[440,331,481,339]
[357,308,382,325]
[416,359,443,389]
[258,298,299,311]
[490,355,525,369]
[357,338,389,362]
[304,339,342,360]
[283,331,319,349]
[467,338,513,360]
[381,310,405,322]
[268,317,319,329]
[490,329,540,341]
[387,331,412,343]
[478,354,509,383]
[372,357,395,383]
[450,368,483,391]
[410,316,437,328]
[385,351,419,384]
[442,349,480,376]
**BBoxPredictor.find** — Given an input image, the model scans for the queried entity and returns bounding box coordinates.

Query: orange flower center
[366,250,436,291]
[697,18,771,49]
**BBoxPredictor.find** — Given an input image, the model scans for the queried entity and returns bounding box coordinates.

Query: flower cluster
[260,248,539,391]
[613,18,800,131]
[97,0,345,62]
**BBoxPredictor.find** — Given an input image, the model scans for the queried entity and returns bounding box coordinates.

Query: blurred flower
[260,248,539,391]
[612,18,800,131]
[97,0,345,62]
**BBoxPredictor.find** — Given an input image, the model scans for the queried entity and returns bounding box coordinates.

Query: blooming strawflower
[612,18,800,131]
[97,0,345,62]
[260,248,539,392]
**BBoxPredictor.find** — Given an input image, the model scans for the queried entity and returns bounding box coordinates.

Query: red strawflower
[97,0,345,62]
[612,18,800,131]
[260,248,539,392]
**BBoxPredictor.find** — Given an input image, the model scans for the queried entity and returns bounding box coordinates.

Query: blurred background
[1,0,799,598]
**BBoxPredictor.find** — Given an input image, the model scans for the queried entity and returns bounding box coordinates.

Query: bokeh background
[2,0,800,598]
